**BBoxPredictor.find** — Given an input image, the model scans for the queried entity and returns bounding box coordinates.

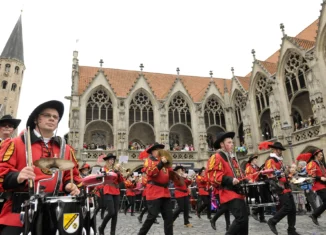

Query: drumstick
[26,127,34,190]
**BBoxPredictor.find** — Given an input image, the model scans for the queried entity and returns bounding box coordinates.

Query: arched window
[11,83,17,91]
[15,66,19,74]
[129,91,154,126]
[255,74,272,115]
[2,81,8,89]
[234,91,245,125]
[168,94,191,127]
[204,96,226,129]
[86,89,113,124]
[284,51,309,101]
[5,64,10,73]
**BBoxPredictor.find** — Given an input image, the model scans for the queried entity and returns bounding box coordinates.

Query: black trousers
[270,192,296,233]
[99,195,120,235]
[172,196,190,225]
[197,195,211,218]
[225,199,248,235]
[126,196,136,214]
[138,197,173,235]
[0,225,23,235]
[249,185,267,220]
[139,196,148,218]
[313,188,326,217]
[212,195,230,226]
[304,190,317,212]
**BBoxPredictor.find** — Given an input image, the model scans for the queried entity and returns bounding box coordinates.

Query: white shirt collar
[270,153,283,161]
[33,129,53,144]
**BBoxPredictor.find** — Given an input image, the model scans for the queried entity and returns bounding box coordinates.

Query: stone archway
[260,109,273,140]
[84,121,113,149]
[206,125,225,149]
[291,91,314,129]
[169,124,193,150]
[129,123,155,148]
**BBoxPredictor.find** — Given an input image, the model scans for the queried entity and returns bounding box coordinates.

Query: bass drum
[31,196,85,235]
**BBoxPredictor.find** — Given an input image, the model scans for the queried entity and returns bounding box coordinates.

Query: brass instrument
[157,150,173,168]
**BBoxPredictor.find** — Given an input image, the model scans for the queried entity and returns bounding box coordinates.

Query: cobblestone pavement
[96,211,326,235]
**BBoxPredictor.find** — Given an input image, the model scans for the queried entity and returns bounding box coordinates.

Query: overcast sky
[0,0,322,136]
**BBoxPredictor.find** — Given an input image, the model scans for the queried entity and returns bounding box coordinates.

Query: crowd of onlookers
[294,116,316,131]
[83,142,115,150]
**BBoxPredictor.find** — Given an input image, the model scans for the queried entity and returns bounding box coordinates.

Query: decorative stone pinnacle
[251,49,256,61]
[280,23,285,36]
[176,67,180,75]
[231,67,234,77]
[140,63,144,72]
[209,71,213,82]
[99,59,104,68]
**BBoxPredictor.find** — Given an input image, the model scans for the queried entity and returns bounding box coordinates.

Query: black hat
[0,115,21,129]
[312,148,323,156]
[198,167,206,175]
[174,165,184,171]
[248,154,258,163]
[268,142,286,151]
[26,100,64,129]
[146,142,165,154]
[103,153,116,161]
[213,132,235,149]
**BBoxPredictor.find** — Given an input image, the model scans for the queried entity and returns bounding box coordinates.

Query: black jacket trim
[3,172,26,190]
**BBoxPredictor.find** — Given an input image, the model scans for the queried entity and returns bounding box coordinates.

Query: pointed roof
[257,60,278,75]
[287,37,315,50]
[236,76,250,91]
[0,15,24,63]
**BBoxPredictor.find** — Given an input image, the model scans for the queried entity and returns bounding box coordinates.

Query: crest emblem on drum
[63,213,79,233]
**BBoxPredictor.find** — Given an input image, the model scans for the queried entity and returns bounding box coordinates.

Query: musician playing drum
[245,154,267,223]
[206,131,248,235]
[306,148,326,226]
[98,153,124,235]
[264,141,300,235]
[0,100,81,235]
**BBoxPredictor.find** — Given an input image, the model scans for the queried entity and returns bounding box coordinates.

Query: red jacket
[307,160,326,191]
[175,178,191,198]
[125,179,137,196]
[206,151,245,204]
[102,166,124,195]
[245,163,260,182]
[142,175,148,197]
[196,175,209,196]
[265,157,291,194]
[143,156,172,200]
[0,133,81,227]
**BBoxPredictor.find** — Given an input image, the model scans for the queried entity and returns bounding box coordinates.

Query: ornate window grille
[204,96,226,129]
[86,89,113,124]
[284,51,309,101]
[168,94,191,127]
[234,91,245,125]
[255,74,272,115]
[129,91,154,126]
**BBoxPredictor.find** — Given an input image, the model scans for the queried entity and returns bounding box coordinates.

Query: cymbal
[34,158,75,171]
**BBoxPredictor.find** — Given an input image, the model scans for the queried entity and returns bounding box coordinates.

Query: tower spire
[0,15,24,63]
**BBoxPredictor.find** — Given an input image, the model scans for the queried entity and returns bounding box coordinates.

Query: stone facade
[68,2,326,171]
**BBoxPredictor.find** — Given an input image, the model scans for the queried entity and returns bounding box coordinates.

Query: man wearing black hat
[0,115,21,147]
[206,131,248,235]
[0,100,81,235]
[138,142,173,235]
[264,142,300,235]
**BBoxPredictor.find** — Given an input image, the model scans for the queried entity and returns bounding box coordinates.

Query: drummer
[98,153,124,235]
[0,100,81,235]
[80,162,91,178]
[245,154,267,223]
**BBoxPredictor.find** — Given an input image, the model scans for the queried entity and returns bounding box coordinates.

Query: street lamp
[281,121,295,162]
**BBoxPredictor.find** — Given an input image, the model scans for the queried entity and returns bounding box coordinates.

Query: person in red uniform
[196,167,211,219]
[80,162,91,178]
[245,154,267,223]
[124,173,137,216]
[0,100,81,235]
[98,153,124,235]
[206,131,248,235]
[264,142,300,235]
[306,149,326,226]
[172,166,193,228]
[137,142,172,235]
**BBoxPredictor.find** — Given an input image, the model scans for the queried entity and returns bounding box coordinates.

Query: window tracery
[86,89,113,124]
[255,74,272,115]
[129,91,154,126]
[234,91,245,125]
[284,51,309,101]
[204,96,226,129]
[168,94,191,127]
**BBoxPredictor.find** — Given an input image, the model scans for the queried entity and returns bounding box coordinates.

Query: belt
[175,188,188,193]
[107,183,119,188]
[147,181,168,188]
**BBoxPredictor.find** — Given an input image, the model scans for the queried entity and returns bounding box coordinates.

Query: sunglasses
[0,123,14,128]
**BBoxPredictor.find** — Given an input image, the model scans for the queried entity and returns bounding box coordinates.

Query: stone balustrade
[293,125,320,144]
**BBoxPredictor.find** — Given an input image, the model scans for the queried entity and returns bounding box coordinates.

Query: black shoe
[260,218,267,223]
[288,231,301,235]
[309,215,319,226]
[196,212,201,219]
[252,213,259,222]
[207,216,212,220]
[154,219,159,224]
[210,219,216,230]
[137,216,142,223]
[98,226,104,235]
[267,219,278,235]
[188,216,192,219]
[131,213,135,216]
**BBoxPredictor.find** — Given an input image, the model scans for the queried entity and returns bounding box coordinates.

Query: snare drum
[27,196,85,235]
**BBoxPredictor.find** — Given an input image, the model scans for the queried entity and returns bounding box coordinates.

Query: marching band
[1,101,326,235]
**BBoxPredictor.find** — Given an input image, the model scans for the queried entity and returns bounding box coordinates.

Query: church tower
[0,15,25,117]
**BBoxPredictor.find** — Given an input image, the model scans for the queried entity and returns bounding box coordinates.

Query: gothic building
[0,15,25,118]
[68,2,326,171]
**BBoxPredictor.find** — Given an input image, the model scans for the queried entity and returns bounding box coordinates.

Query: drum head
[82,174,105,186]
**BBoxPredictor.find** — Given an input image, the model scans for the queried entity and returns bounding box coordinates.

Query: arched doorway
[260,109,273,140]
[169,124,193,151]
[84,121,113,149]
[129,123,155,149]
[291,91,314,130]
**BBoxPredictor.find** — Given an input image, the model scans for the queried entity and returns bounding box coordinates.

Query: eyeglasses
[40,113,59,120]
[0,123,14,128]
